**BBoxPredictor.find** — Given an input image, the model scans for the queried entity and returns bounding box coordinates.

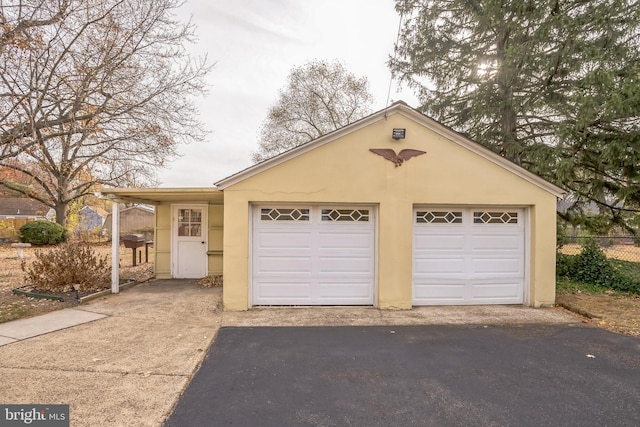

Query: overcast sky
[158,0,419,187]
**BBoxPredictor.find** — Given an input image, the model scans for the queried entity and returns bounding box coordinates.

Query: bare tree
[0,0,68,52]
[0,0,210,225]
[252,60,374,163]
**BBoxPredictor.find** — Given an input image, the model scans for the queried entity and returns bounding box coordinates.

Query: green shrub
[572,239,614,286]
[21,242,110,293]
[556,253,576,279]
[609,259,640,293]
[19,220,67,245]
[610,259,640,281]
[557,239,640,294]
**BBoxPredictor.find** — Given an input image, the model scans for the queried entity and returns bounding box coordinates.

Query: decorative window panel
[416,211,462,224]
[261,208,310,221]
[178,208,203,236]
[473,211,518,224]
[321,209,370,222]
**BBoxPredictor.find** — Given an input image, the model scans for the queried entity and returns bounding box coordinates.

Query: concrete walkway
[0,279,582,427]
[0,309,107,346]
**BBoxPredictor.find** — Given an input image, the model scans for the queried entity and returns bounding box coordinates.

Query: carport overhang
[97,187,224,293]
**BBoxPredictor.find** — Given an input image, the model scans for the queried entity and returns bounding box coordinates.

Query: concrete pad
[0,336,17,346]
[0,367,188,427]
[380,305,577,325]
[0,316,218,375]
[0,308,107,342]
[221,305,579,327]
[84,281,221,323]
[0,280,223,426]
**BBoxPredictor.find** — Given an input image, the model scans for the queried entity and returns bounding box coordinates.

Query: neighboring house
[77,205,107,232]
[0,198,55,240]
[100,101,566,310]
[104,205,154,239]
[0,198,54,220]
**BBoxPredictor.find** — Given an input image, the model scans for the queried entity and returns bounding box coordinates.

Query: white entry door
[252,205,376,306]
[173,205,208,278]
[412,207,525,305]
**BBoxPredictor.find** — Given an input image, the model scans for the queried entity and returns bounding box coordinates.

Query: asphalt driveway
[165,325,640,427]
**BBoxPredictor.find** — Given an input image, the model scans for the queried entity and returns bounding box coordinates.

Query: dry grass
[557,292,640,337]
[0,242,153,323]
[560,243,640,263]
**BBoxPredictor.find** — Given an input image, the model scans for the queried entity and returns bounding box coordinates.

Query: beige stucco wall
[222,112,558,310]
[155,204,172,279]
[153,202,224,278]
[207,204,224,275]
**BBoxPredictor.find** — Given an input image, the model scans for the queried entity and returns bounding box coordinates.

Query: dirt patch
[0,243,153,323]
[557,292,640,337]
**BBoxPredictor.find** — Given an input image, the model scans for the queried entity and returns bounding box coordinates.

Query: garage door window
[260,208,309,221]
[416,211,462,224]
[321,208,370,222]
[473,211,518,224]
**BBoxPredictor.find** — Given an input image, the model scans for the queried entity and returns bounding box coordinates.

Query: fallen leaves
[197,275,223,288]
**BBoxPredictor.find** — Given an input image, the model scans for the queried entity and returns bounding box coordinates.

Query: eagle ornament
[369,148,426,167]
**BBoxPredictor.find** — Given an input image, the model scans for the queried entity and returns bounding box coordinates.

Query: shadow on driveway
[165,324,640,427]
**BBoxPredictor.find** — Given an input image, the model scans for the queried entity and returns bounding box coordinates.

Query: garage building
[101,101,565,310]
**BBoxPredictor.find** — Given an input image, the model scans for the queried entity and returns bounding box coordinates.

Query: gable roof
[120,205,155,214]
[0,197,51,217]
[79,205,108,217]
[215,101,566,198]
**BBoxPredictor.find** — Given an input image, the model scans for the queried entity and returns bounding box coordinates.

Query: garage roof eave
[97,187,223,205]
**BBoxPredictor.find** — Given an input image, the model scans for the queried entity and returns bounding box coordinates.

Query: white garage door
[413,208,525,305]
[252,205,375,305]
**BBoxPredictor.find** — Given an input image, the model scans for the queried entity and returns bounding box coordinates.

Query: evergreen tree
[390,0,640,232]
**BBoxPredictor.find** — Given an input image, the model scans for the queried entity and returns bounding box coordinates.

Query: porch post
[111,202,120,293]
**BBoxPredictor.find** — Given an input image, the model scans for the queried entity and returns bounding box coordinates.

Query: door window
[178,208,202,236]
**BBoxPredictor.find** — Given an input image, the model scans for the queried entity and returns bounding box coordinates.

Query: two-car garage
[251,204,525,307]
[105,102,562,310]
[216,102,563,310]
